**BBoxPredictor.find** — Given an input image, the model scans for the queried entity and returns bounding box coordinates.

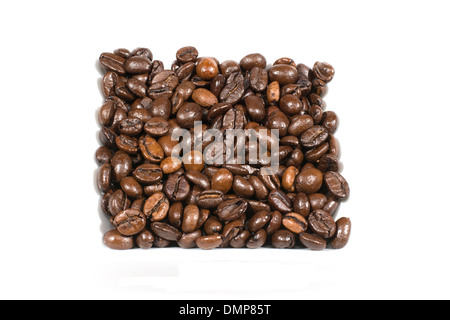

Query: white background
[0,0,449,300]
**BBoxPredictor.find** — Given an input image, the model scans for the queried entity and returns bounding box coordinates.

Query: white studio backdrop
[0,0,449,300]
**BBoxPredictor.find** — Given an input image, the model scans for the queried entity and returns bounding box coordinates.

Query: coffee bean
[295,168,323,195]
[308,210,336,239]
[97,163,112,192]
[197,190,224,209]
[196,235,223,250]
[240,53,267,70]
[113,209,146,236]
[178,230,202,248]
[299,233,327,251]
[331,217,351,249]
[104,229,134,250]
[185,170,210,190]
[282,213,308,234]
[120,176,143,198]
[133,164,163,184]
[151,222,182,241]
[136,229,155,249]
[232,176,255,199]
[176,46,199,64]
[313,62,335,83]
[215,198,248,221]
[143,192,170,221]
[272,230,296,248]
[300,125,329,149]
[164,172,190,202]
[324,171,350,199]
[246,229,267,249]
[268,189,292,213]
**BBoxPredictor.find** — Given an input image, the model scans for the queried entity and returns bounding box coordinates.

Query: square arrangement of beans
[96,46,351,250]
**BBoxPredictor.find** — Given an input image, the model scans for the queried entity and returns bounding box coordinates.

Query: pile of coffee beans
[97,46,351,250]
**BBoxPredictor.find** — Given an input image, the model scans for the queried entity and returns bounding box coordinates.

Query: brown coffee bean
[136,229,155,249]
[192,88,218,107]
[113,209,146,236]
[299,233,327,251]
[104,229,134,250]
[143,192,170,221]
[324,171,350,199]
[331,217,351,249]
[308,210,336,239]
[196,235,223,250]
[282,213,308,234]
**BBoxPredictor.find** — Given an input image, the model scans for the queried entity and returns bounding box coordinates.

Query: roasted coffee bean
[308,210,336,239]
[204,216,223,235]
[240,53,267,70]
[178,230,202,249]
[293,192,311,217]
[230,230,251,248]
[113,209,146,236]
[299,233,327,251]
[120,176,143,198]
[176,46,199,64]
[313,62,335,83]
[104,229,134,250]
[282,213,308,234]
[249,176,269,200]
[197,190,224,209]
[135,229,155,249]
[182,205,200,233]
[160,156,183,174]
[164,172,190,202]
[143,192,170,221]
[211,168,234,194]
[272,230,296,248]
[176,102,203,129]
[216,198,248,221]
[133,164,163,184]
[124,56,152,74]
[249,67,269,92]
[151,222,182,241]
[192,88,218,107]
[232,176,255,199]
[248,210,271,233]
[279,94,302,116]
[196,235,223,250]
[118,117,143,136]
[300,125,329,149]
[266,211,283,235]
[220,75,245,105]
[317,154,339,173]
[196,57,219,80]
[244,95,266,122]
[268,189,292,213]
[324,171,350,199]
[331,217,351,249]
[267,81,280,106]
[116,135,139,154]
[99,53,126,75]
[269,65,299,86]
[144,117,170,137]
[305,142,329,163]
[309,193,328,211]
[246,229,267,249]
[97,163,112,192]
[321,111,338,133]
[295,168,323,194]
